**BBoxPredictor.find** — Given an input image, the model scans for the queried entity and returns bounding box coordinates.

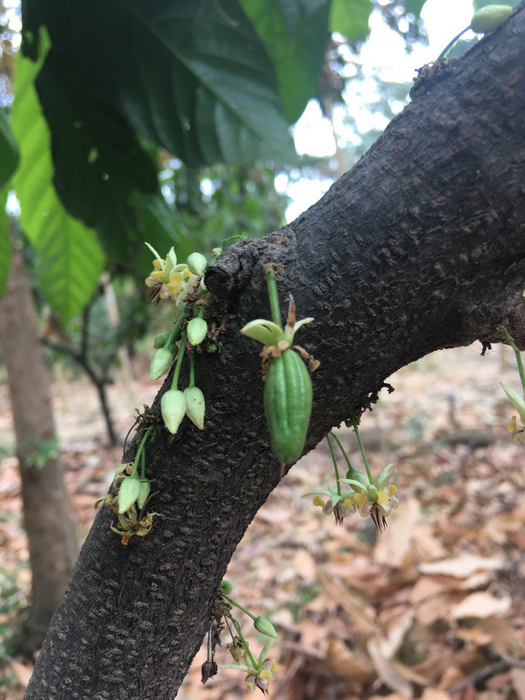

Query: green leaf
[35,52,159,259]
[329,0,372,42]
[404,0,427,18]
[473,0,519,10]
[11,39,105,324]
[240,0,330,123]
[0,188,11,298]
[23,0,297,171]
[0,110,19,189]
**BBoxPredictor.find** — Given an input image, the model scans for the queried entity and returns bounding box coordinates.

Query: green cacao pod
[264,349,312,466]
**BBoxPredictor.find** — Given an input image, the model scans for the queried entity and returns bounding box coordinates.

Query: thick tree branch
[26,6,525,699]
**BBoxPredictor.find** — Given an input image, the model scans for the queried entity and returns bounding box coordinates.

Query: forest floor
[0,343,524,700]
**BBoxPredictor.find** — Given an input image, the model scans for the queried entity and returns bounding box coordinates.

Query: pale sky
[284,0,476,222]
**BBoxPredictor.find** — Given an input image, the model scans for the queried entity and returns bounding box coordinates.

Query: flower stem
[171,331,187,390]
[257,637,275,666]
[221,594,257,621]
[501,327,525,397]
[265,268,283,330]
[189,351,195,388]
[228,614,258,669]
[140,447,146,480]
[131,429,150,478]
[330,431,354,474]
[436,26,469,61]
[352,422,374,484]
[164,311,187,348]
[197,292,213,319]
[326,434,341,496]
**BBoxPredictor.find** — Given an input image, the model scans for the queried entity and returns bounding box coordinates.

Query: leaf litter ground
[0,343,524,700]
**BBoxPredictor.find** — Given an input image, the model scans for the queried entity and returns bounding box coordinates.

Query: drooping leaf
[22,0,297,175]
[0,188,11,298]
[34,52,159,259]
[330,0,372,42]
[240,0,331,123]
[0,110,19,189]
[11,40,105,324]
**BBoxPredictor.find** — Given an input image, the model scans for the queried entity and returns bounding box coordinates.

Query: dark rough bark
[0,227,78,648]
[26,6,525,699]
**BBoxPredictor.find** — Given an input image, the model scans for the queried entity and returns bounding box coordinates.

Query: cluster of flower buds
[145,243,214,435]
[96,429,159,544]
[216,580,279,696]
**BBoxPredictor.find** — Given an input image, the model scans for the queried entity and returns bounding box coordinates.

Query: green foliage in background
[240,0,331,123]
[10,44,106,325]
[330,0,372,41]
[0,0,424,324]
[18,0,375,250]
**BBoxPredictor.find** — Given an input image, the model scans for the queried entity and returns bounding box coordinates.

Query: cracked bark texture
[26,5,525,699]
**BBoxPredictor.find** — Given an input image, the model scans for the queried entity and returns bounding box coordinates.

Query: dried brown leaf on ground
[1,345,524,699]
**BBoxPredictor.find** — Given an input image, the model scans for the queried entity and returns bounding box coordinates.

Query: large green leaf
[330,0,372,42]
[35,52,159,258]
[0,188,11,298]
[22,0,297,175]
[0,110,19,189]
[11,43,105,324]
[241,0,331,123]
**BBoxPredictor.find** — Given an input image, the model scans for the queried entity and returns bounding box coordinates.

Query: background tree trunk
[25,6,525,698]
[0,224,77,648]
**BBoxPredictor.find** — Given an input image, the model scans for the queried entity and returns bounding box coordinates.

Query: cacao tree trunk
[25,6,525,698]
[0,224,78,648]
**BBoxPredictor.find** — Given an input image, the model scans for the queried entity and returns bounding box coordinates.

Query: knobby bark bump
[26,5,525,698]
[0,225,77,648]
